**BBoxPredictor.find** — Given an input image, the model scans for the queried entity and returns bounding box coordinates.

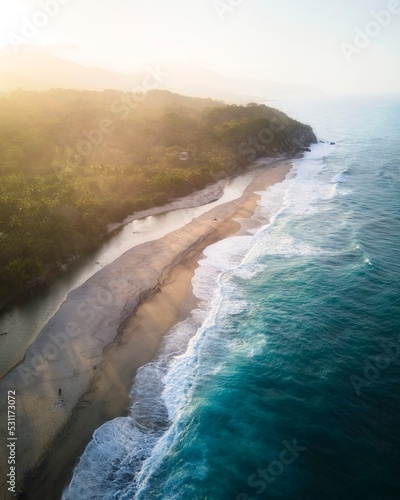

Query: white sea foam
[330,172,347,184]
[257,144,338,223]
[63,225,245,499]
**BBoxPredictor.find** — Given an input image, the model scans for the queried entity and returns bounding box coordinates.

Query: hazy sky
[1,0,399,93]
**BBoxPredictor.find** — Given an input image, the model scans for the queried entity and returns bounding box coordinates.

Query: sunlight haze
[0,0,399,94]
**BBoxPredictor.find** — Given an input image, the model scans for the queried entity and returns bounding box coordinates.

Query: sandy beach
[0,159,292,500]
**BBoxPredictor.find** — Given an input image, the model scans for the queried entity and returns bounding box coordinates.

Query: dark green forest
[0,89,316,305]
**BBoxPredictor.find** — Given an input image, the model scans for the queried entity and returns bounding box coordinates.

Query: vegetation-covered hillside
[0,89,316,304]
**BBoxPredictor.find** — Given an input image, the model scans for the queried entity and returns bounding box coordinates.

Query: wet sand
[0,160,292,500]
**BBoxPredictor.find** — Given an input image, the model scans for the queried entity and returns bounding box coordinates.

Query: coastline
[0,159,293,500]
[0,157,283,381]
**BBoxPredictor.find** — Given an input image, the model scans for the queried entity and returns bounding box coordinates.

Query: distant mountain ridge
[0,50,138,92]
[0,48,319,102]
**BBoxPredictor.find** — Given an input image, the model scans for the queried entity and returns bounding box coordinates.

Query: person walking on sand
[58,388,62,396]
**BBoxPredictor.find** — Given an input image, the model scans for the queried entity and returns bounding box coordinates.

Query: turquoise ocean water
[64,96,400,500]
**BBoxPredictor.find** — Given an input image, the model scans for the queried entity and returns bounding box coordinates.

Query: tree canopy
[0,89,315,305]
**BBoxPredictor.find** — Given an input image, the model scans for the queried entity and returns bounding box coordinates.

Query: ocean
[63,95,400,500]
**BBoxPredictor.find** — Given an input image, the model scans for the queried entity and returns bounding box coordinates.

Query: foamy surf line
[62,146,341,499]
[6,157,292,499]
[63,230,257,499]
[62,144,344,498]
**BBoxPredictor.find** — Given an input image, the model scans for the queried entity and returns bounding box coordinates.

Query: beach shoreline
[0,159,293,500]
[0,156,286,382]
